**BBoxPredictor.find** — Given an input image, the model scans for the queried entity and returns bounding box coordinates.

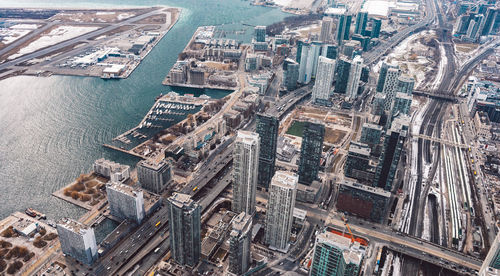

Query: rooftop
[231,212,252,232]
[348,142,371,156]
[57,218,91,234]
[169,192,194,208]
[340,180,391,197]
[236,130,260,145]
[107,181,142,198]
[271,171,298,190]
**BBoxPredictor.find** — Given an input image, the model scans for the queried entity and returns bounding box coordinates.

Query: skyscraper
[321,44,338,59]
[376,62,399,93]
[254,26,266,42]
[320,17,334,42]
[371,92,386,116]
[360,123,383,149]
[354,11,368,35]
[298,121,325,185]
[370,18,382,38]
[137,159,172,194]
[106,182,145,224]
[336,14,352,44]
[233,131,260,215]
[335,55,352,94]
[228,212,253,275]
[382,67,402,111]
[480,232,500,276]
[344,142,374,182]
[283,58,299,91]
[265,171,297,252]
[374,115,409,191]
[167,193,201,267]
[397,75,415,95]
[391,92,413,119]
[298,42,311,84]
[256,114,279,190]
[480,7,498,36]
[307,41,322,78]
[345,55,363,100]
[57,218,98,265]
[309,231,365,276]
[312,56,336,104]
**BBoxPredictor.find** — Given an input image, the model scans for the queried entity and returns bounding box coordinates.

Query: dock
[103,143,146,159]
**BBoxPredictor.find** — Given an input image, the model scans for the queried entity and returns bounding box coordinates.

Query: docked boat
[25,208,36,218]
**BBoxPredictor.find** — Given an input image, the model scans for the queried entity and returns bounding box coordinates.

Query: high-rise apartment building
[397,75,415,95]
[233,131,260,215]
[320,17,334,42]
[354,12,368,35]
[57,218,98,265]
[370,18,382,38]
[312,56,336,104]
[137,159,172,194]
[106,182,145,224]
[167,193,201,267]
[382,68,402,111]
[344,142,374,182]
[345,55,363,100]
[309,230,365,276]
[321,44,338,59]
[374,115,409,191]
[254,26,266,42]
[228,212,253,275]
[480,232,500,275]
[335,55,351,94]
[336,14,352,44]
[376,62,399,93]
[298,42,311,84]
[371,92,386,116]
[283,58,299,91]
[265,171,297,252]
[256,114,279,190]
[480,7,498,36]
[391,92,413,118]
[360,123,383,148]
[298,121,325,185]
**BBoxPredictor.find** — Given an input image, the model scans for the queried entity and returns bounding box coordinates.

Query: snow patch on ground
[0,29,30,44]
[382,30,438,89]
[431,43,447,90]
[10,24,40,30]
[361,0,396,17]
[9,25,99,59]
[117,13,134,21]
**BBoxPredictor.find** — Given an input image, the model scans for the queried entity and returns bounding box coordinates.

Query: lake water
[0,0,289,220]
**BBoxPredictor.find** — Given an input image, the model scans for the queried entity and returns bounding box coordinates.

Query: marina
[106,91,219,158]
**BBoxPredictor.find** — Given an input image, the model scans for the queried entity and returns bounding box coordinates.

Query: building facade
[376,62,399,93]
[309,231,365,276]
[167,193,201,267]
[298,121,325,185]
[233,131,260,215]
[265,171,298,252]
[480,232,500,275]
[106,182,145,224]
[374,115,409,191]
[345,55,363,100]
[57,218,98,265]
[228,212,253,275]
[312,56,336,104]
[382,68,402,111]
[320,17,334,42]
[93,158,130,182]
[137,159,172,194]
[283,58,299,91]
[336,180,391,223]
[256,114,279,190]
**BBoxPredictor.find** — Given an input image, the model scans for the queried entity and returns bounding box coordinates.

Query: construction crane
[341,215,355,244]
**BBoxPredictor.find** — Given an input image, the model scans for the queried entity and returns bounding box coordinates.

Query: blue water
[0,0,289,220]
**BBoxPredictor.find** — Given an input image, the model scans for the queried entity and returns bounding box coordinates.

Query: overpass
[265,85,312,120]
[412,134,468,148]
[412,90,460,102]
[299,207,484,274]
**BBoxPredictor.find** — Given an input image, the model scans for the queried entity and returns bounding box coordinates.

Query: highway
[0,8,164,71]
[363,0,435,65]
[92,207,169,276]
